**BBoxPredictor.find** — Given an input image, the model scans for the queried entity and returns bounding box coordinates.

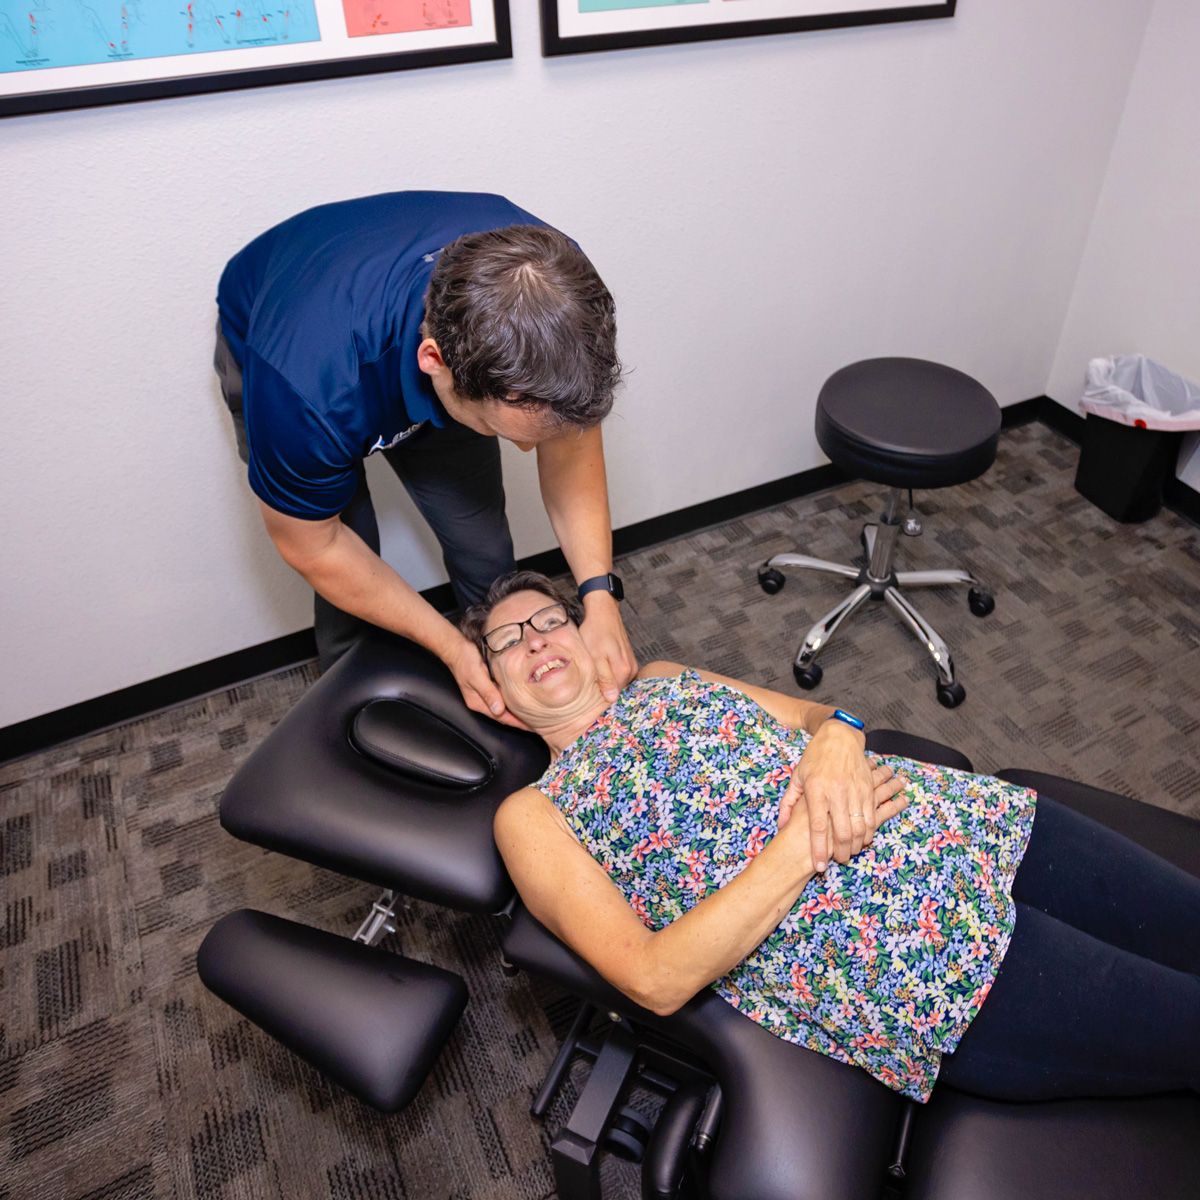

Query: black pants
[214,322,516,670]
[939,795,1200,1101]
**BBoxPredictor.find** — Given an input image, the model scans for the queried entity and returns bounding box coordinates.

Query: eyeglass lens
[484,603,569,653]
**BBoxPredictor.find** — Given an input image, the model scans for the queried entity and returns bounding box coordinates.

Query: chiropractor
[213,191,636,726]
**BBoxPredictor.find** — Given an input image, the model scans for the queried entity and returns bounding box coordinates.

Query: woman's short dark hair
[423,225,621,429]
[460,570,584,659]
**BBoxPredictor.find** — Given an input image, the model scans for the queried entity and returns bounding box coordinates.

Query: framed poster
[541,1,955,56]
[1,1,511,117]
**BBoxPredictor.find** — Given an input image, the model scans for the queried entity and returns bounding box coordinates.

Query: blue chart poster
[0,1,321,74]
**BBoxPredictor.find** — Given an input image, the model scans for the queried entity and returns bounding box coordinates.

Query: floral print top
[534,670,1037,1101]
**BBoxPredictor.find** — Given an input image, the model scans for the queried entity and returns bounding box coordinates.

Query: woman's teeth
[532,659,566,683]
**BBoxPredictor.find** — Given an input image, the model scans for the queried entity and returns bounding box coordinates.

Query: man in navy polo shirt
[214,191,635,727]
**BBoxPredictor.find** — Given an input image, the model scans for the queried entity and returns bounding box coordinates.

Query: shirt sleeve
[241,350,360,520]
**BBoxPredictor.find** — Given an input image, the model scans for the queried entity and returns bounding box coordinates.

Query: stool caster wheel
[793,662,823,690]
[604,1106,653,1163]
[759,567,785,595]
[936,681,966,709]
[968,588,994,617]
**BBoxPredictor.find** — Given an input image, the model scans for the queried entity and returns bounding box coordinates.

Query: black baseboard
[3,398,1194,763]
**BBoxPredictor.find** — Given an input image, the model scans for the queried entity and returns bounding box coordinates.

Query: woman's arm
[637,659,875,869]
[494,776,819,1017]
[496,768,908,1018]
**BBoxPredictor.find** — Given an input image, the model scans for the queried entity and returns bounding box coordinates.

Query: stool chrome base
[759,489,993,708]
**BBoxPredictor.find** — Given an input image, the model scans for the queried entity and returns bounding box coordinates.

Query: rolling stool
[758,358,1001,708]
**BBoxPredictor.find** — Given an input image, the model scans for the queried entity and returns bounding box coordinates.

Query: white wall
[1,1,1155,727]
[1047,0,1200,492]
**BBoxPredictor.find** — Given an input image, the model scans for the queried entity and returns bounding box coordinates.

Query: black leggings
[938,795,1200,1101]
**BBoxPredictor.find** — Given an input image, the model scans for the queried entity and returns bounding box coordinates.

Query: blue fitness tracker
[831,708,865,731]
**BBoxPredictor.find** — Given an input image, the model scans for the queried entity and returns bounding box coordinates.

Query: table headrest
[350,698,495,790]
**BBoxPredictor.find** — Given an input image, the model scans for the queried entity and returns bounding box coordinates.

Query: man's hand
[579,593,637,703]
[446,637,530,731]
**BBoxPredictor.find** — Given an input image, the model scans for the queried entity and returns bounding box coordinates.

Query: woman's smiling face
[484,589,598,726]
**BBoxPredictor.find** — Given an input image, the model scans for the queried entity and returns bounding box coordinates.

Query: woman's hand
[795,723,876,869]
[779,762,911,868]
[775,764,831,877]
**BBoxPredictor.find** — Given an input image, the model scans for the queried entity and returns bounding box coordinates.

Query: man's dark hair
[460,570,584,661]
[423,225,621,428]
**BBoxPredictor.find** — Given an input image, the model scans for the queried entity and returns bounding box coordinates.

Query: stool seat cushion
[816,357,1001,489]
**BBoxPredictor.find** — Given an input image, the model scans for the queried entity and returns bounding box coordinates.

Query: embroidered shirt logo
[369,422,425,454]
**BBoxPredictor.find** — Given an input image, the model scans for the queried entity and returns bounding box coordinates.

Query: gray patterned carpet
[2,422,1198,1200]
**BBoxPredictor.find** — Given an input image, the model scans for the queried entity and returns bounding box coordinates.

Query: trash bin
[1074,355,1200,523]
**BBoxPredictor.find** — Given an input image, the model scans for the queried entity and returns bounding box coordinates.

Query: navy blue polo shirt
[216,191,547,519]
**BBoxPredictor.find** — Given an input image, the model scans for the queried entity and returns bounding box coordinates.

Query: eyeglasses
[483,603,571,654]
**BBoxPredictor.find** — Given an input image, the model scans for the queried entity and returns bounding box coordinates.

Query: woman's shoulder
[634,660,691,682]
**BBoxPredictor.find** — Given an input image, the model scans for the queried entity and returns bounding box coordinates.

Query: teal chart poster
[578,1,705,12]
[0,2,321,74]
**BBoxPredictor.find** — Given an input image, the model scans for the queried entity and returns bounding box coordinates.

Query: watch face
[609,574,625,601]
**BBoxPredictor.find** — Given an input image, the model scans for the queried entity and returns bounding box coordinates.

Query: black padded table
[199,632,1200,1200]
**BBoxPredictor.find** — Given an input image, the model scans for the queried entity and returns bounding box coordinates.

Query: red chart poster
[343,1,474,38]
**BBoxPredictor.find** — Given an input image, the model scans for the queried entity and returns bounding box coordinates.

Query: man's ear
[417,337,447,377]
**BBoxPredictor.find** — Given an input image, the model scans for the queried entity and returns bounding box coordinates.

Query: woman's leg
[1011,795,1200,975]
[938,902,1200,1101]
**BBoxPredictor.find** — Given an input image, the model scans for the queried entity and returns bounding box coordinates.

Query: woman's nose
[525,628,548,651]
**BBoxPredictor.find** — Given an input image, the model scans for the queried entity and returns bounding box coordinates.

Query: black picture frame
[1,2,512,119]
[541,1,955,57]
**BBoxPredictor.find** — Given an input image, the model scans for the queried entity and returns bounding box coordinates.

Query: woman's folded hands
[779,760,909,871]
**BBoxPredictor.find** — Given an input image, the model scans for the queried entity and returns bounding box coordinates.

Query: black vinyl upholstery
[903,1090,1200,1200]
[219,633,548,911]
[816,357,1001,489]
[203,633,1200,1200]
[197,909,467,1113]
[502,902,904,1200]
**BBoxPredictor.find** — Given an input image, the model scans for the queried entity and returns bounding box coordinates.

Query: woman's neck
[537,687,614,757]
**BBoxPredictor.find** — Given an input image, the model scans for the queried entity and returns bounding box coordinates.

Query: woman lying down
[465,571,1200,1103]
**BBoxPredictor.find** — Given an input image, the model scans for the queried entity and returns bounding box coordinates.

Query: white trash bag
[1081,354,1200,431]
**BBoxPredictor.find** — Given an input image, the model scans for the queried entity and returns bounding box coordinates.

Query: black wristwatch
[578,573,624,602]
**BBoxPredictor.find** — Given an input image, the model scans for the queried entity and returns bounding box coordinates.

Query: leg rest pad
[903,1089,1200,1200]
[197,909,467,1112]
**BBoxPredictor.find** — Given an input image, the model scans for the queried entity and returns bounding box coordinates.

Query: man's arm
[259,501,514,722]
[536,426,637,698]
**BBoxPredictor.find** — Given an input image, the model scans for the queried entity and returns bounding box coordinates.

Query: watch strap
[578,573,624,602]
[831,708,865,732]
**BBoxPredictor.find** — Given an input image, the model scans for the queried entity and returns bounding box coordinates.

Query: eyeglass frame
[482,602,573,655]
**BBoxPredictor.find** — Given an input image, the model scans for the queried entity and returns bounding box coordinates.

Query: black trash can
[1074,417,1182,523]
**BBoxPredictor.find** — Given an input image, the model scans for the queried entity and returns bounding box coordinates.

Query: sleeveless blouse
[534,671,1037,1101]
